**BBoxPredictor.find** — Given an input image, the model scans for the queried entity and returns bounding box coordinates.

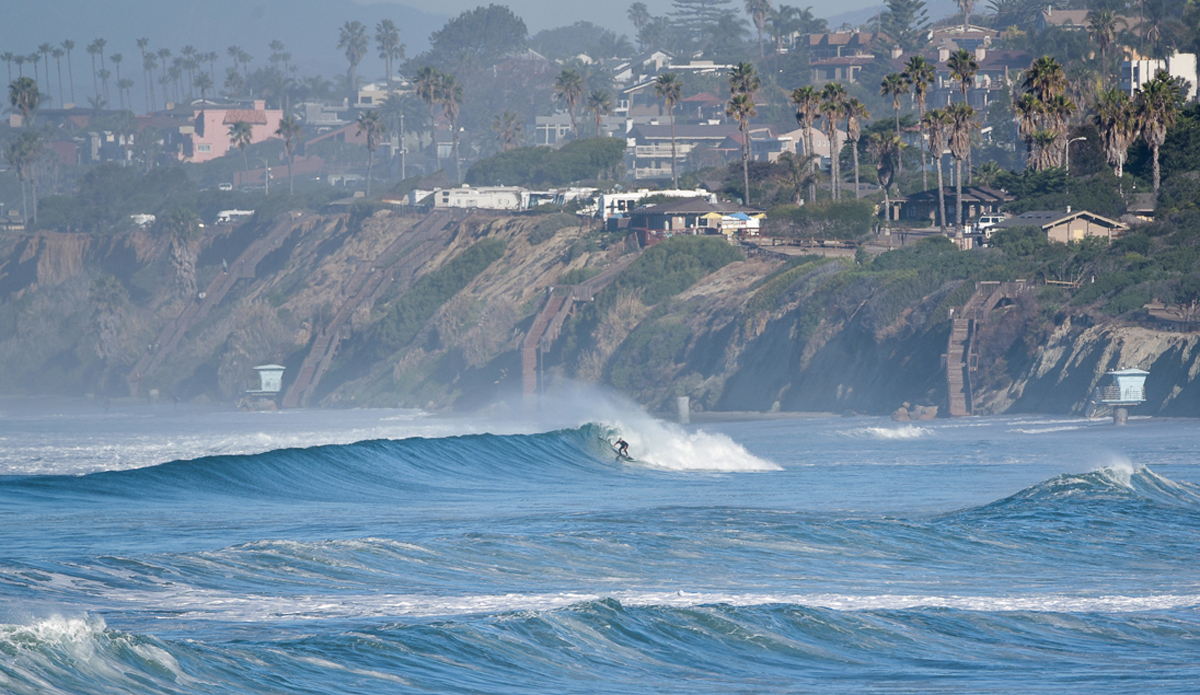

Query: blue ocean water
[1,397,1198,694]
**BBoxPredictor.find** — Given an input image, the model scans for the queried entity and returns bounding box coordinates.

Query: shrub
[765,200,875,240]
[374,239,507,352]
[614,236,743,305]
[529,213,577,245]
[559,266,602,285]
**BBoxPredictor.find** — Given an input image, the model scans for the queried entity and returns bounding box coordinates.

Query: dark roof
[994,209,1125,228]
[630,197,759,216]
[904,186,1014,203]
[629,123,740,141]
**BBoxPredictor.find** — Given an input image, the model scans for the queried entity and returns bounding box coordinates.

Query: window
[197,144,212,153]
[360,96,373,104]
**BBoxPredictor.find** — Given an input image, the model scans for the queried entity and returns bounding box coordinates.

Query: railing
[1099,385,1145,403]
[634,144,693,158]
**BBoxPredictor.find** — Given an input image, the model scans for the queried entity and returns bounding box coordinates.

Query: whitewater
[1,397,1199,694]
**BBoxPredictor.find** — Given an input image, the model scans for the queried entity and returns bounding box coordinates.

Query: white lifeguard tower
[1093,368,1149,425]
[248,364,285,394]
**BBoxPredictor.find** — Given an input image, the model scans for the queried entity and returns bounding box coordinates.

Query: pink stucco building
[187,100,284,163]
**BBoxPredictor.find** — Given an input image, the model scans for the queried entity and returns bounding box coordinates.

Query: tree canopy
[408,5,529,75]
[464,138,625,186]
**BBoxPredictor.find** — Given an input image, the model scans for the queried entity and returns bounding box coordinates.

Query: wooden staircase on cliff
[280,209,465,408]
[127,214,303,397]
[521,249,641,400]
[943,280,1031,417]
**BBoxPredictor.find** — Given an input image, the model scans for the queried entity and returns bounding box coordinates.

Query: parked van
[218,183,233,192]
[976,215,1007,237]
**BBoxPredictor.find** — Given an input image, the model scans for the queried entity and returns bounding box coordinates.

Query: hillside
[3,205,1200,418]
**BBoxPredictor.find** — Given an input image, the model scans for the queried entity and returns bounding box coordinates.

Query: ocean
[1,394,1198,694]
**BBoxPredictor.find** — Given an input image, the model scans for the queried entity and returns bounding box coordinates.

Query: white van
[976,215,1007,237]
[218,183,233,192]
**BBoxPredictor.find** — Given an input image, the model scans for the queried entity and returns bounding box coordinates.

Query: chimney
[1066,205,1072,213]
[891,45,903,60]
[975,46,986,62]
[254,99,266,111]
[938,46,950,62]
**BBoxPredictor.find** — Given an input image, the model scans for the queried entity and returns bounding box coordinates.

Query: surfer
[615,438,630,459]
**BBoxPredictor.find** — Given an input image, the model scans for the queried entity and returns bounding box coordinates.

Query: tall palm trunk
[806,126,817,203]
[955,159,963,231]
[852,141,860,199]
[366,149,374,195]
[740,117,751,205]
[1152,143,1161,195]
[669,105,678,189]
[935,154,946,231]
[452,120,461,184]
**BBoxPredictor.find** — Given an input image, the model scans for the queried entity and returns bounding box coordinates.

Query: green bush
[465,137,625,186]
[767,199,875,240]
[608,320,691,393]
[529,213,577,245]
[746,258,832,313]
[374,239,507,352]
[559,266,602,285]
[991,225,1049,257]
[614,236,743,305]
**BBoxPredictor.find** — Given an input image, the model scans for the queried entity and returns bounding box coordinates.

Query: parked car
[218,183,233,191]
[976,215,1007,237]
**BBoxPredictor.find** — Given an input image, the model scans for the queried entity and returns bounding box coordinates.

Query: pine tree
[880,0,930,52]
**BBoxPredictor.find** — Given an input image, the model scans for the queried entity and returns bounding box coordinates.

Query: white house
[1122,51,1198,101]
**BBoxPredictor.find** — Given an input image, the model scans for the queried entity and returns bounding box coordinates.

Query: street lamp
[1065,136,1087,174]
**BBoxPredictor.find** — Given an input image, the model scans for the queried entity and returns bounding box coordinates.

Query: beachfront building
[186,100,284,163]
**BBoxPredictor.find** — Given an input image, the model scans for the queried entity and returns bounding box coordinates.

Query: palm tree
[136,38,150,112]
[728,61,760,97]
[162,207,200,299]
[554,69,585,138]
[957,0,975,34]
[922,109,951,231]
[356,110,385,195]
[14,55,25,79]
[9,77,41,126]
[94,39,108,101]
[655,73,682,188]
[727,93,758,205]
[880,72,907,173]
[947,49,978,181]
[628,2,651,33]
[791,85,821,203]
[586,89,613,136]
[118,78,135,110]
[38,43,52,94]
[229,120,253,177]
[156,48,171,103]
[1,52,14,84]
[52,48,66,108]
[1088,11,1122,89]
[868,132,902,223]
[194,72,214,103]
[492,111,524,152]
[903,55,935,189]
[28,52,41,94]
[275,115,303,195]
[414,65,442,135]
[86,40,102,101]
[5,131,43,224]
[439,72,464,183]
[1023,56,1067,103]
[1137,70,1183,196]
[376,19,403,90]
[1092,88,1138,178]
[338,21,368,101]
[947,102,977,231]
[745,0,773,57]
[1013,91,1041,168]
[143,53,158,110]
[844,98,870,199]
[820,81,847,200]
[776,151,818,205]
[180,45,198,97]
[1043,93,1076,167]
[110,53,124,108]
[61,40,76,105]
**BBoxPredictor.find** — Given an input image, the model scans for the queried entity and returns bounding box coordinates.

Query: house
[993,208,1127,243]
[1038,8,1091,31]
[888,46,1030,110]
[896,186,1014,224]
[679,92,726,122]
[187,100,284,163]
[596,188,717,221]
[432,185,528,210]
[930,25,1000,51]
[626,122,741,179]
[807,31,880,85]
[626,197,763,244]
[611,50,676,84]
[1122,51,1198,101]
[778,125,849,165]
[534,114,624,144]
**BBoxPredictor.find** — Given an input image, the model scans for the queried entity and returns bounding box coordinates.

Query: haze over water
[1,397,1198,693]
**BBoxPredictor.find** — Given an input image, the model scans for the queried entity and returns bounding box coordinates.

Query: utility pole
[400,112,406,180]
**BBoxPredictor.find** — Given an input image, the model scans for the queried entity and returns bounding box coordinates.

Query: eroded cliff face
[1,209,1196,417]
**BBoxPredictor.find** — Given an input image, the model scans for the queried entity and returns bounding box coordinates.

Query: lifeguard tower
[1092,368,1149,425]
[240,364,286,410]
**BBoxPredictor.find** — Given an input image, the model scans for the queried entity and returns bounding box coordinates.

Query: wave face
[2,408,1200,694]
